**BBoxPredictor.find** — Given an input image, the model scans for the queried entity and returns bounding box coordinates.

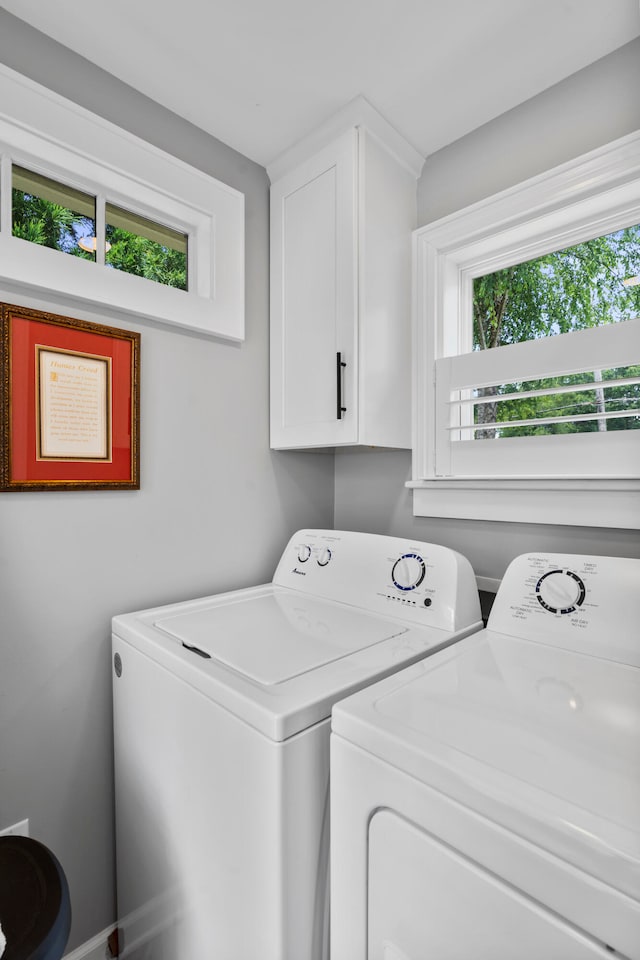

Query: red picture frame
[1,303,140,490]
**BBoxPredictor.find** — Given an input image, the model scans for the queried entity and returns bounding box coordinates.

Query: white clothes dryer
[331,552,640,960]
[111,529,482,960]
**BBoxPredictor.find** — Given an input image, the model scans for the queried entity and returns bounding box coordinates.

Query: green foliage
[12,188,94,259]
[472,226,640,436]
[105,225,187,290]
[483,366,640,437]
[473,226,640,350]
[11,188,186,288]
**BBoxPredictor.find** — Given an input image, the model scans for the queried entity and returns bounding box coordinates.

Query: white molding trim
[411,130,640,527]
[267,95,424,182]
[410,482,640,529]
[406,478,640,489]
[415,130,640,253]
[63,925,112,960]
[0,63,244,341]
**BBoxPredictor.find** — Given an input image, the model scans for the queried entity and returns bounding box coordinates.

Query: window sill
[408,478,640,528]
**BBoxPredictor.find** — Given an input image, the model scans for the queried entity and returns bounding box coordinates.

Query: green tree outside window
[472,226,640,437]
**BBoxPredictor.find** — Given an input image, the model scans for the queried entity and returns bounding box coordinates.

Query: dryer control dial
[297,544,312,563]
[392,553,426,592]
[536,569,586,614]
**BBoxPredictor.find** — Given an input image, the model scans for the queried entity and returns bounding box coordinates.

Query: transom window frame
[0,63,244,341]
[410,130,640,529]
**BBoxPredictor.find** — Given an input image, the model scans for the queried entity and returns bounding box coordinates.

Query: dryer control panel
[273,530,482,634]
[488,553,640,666]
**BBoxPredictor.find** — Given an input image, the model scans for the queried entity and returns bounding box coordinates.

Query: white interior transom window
[0,64,244,341]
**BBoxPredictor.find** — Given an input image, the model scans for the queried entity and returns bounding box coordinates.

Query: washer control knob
[392,553,426,592]
[536,569,586,614]
[297,544,312,563]
[317,547,332,567]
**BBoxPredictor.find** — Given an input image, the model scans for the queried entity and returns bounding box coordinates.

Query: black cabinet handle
[336,352,347,419]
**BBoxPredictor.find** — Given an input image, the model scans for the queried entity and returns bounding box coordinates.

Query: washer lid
[154,592,403,685]
[113,585,469,741]
[332,630,640,901]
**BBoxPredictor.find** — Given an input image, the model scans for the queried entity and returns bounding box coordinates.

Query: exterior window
[12,165,96,261]
[467,224,640,441]
[105,203,188,290]
[10,170,188,291]
[471,365,640,440]
[411,132,640,528]
[0,65,245,340]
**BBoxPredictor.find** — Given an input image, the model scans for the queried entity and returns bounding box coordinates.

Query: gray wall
[335,38,640,579]
[334,449,640,581]
[418,37,640,224]
[0,11,334,952]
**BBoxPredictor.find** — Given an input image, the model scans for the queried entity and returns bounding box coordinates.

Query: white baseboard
[63,926,112,960]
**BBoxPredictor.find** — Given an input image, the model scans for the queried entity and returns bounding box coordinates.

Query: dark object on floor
[0,836,71,960]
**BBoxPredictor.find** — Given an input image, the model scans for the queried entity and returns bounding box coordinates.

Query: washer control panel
[488,553,640,666]
[273,530,482,633]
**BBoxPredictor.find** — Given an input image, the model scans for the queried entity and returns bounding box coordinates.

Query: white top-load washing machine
[331,552,640,960]
[111,529,482,960]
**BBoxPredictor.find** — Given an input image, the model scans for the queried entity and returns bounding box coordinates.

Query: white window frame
[0,63,244,341]
[410,131,640,528]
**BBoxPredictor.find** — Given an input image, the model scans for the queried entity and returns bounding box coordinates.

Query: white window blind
[435,317,640,479]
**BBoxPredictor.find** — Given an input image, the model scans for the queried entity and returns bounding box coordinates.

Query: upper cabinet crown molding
[267,95,425,183]
[270,99,423,450]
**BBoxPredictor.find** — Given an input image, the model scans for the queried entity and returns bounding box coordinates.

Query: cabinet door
[271,130,358,448]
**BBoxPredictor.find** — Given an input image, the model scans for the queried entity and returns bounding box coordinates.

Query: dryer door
[368,810,620,960]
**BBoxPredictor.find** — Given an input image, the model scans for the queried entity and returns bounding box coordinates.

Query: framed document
[1,303,140,490]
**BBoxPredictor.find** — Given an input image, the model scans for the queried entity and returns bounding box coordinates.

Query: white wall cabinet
[269,100,422,449]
